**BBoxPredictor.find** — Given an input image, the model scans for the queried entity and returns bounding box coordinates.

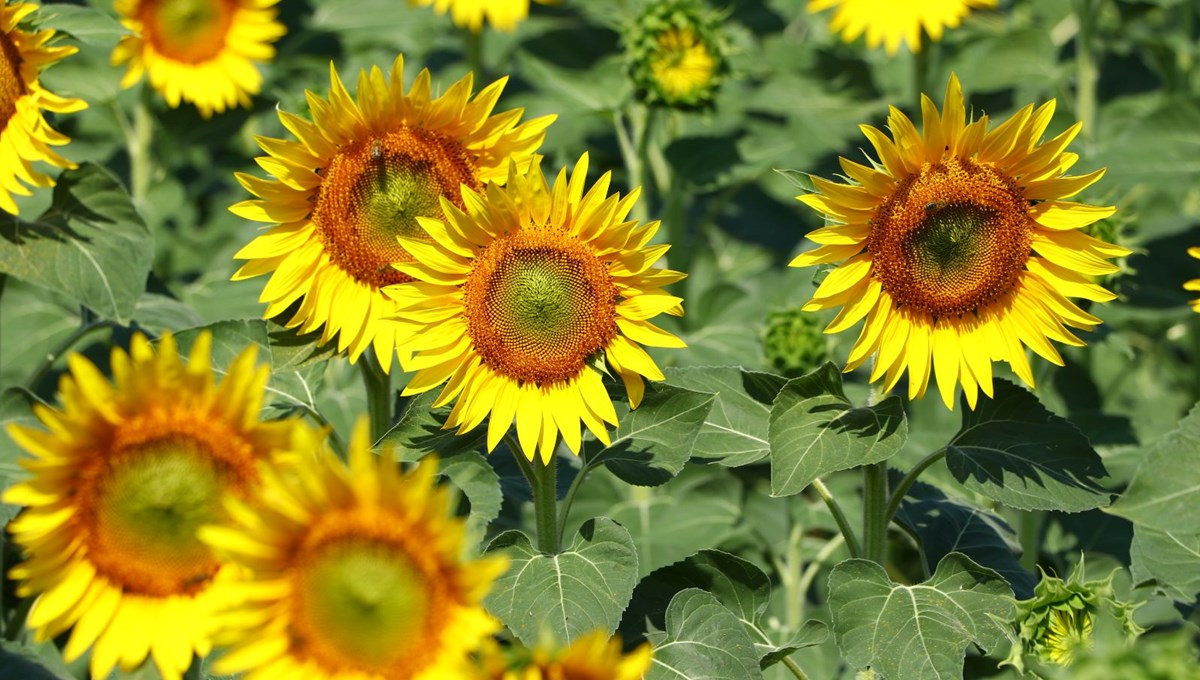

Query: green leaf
[894,478,1036,599]
[0,640,73,680]
[646,589,763,680]
[484,517,638,646]
[944,380,1110,512]
[621,550,827,668]
[381,389,487,459]
[0,164,153,324]
[438,451,503,539]
[828,553,1016,680]
[31,4,125,45]
[1129,525,1200,603]
[1107,404,1200,533]
[769,363,907,496]
[173,320,325,413]
[585,382,715,486]
[664,367,787,467]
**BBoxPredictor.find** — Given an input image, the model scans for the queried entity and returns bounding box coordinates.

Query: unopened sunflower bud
[626,0,729,109]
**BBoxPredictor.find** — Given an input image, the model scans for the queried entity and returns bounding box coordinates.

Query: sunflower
[1186,247,1200,312]
[0,1,86,215]
[201,420,508,680]
[790,74,1128,409]
[520,631,653,680]
[387,154,686,463]
[408,0,557,32]
[231,55,555,373]
[808,0,996,54]
[111,0,285,117]
[2,332,311,680]
[627,0,727,109]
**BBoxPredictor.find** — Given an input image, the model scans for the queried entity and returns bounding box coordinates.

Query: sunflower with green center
[627,0,727,109]
[1185,247,1200,312]
[201,420,508,680]
[0,1,86,215]
[808,0,996,54]
[408,0,557,32]
[111,0,284,117]
[2,332,311,680]
[387,153,686,463]
[231,55,555,373]
[791,75,1129,409]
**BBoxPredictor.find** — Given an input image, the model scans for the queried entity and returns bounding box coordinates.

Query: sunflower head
[110,0,285,117]
[2,331,312,680]
[807,0,997,54]
[763,307,828,377]
[475,631,652,680]
[627,0,728,109]
[408,0,558,33]
[1187,247,1200,313]
[387,153,687,463]
[0,2,86,215]
[202,419,509,680]
[230,54,555,373]
[790,74,1130,409]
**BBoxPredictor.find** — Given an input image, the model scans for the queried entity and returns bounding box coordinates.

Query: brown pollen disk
[464,228,618,386]
[312,127,480,289]
[0,30,25,128]
[139,0,235,64]
[867,156,1033,318]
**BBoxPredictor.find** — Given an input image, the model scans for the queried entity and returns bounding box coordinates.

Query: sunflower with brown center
[791,75,1129,409]
[201,420,508,680]
[231,55,555,373]
[2,332,312,680]
[0,2,86,215]
[808,0,996,54]
[111,0,285,117]
[387,154,686,463]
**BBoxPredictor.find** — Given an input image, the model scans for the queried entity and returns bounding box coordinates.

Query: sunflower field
[1,0,1199,678]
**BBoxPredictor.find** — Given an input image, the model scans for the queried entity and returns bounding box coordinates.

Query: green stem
[508,434,559,554]
[782,657,810,680]
[129,89,153,204]
[1018,510,1043,572]
[359,353,392,445]
[912,37,930,109]
[812,477,861,558]
[883,447,948,527]
[24,321,114,393]
[183,660,203,680]
[465,28,485,78]
[1074,0,1098,146]
[796,533,846,621]
[862,462,890,565]
[615,108,649,224]
[556,460,591,547]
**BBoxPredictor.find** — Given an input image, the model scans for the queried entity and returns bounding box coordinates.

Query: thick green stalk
[912,38,930,108]
[465,28,485,78]
[129,90,153,204]
[359,354,392,445]
[1019,510,1043,572]
[1074,0,1098,146]
[862,461,890,565]
[508,434,559,554]
[556,461,591,547]
[782,657,810,680]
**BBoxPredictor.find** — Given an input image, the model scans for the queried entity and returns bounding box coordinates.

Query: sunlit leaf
[645,589,763,680]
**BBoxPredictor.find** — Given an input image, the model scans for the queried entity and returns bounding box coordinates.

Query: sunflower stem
[556,459,591,547]
[465,28,485,79]
[781,657,810,680]
[862,461,890,565]
[508,433,560,554]
[129,87,154,205]
[811,477,861,558]
[1074,0,1098,147]
[912,35,930,110]
[882,447,947,527]
[360,353,392,446]
[1018,509,1044,572]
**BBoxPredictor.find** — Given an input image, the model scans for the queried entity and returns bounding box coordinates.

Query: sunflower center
[313,128,480,289]
[140,0,235,64]
[867,156,1032,317]
[0,31,24,126]
[464,228,618,385]
[77,410,260,597]
[650,27,715,99]
[290,513,451,676]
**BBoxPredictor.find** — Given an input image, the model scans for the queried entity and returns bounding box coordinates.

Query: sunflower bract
[229,54,555,373]
[387,153,687,463]
[790,74,1130,409]
[2,332,312,680]
[0,2,86,215]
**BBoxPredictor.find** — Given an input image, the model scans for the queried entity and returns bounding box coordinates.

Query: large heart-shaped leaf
[770,363,907,496]
[484,517,638,646]
[944,380,1110,511]
[665,367,787,467]
[1107,404,1200,533]
[829,552,1016,679]
[1130,524,1200,604]
[645,589,763,680]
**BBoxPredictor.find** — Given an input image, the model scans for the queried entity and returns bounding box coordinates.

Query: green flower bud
[762,307,828,377]
[625,0,729,109]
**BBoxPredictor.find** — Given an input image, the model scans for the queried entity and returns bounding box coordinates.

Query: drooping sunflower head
[0,1,86,215]
[408,0,558,32]
[111,0,285,117]
[790,74,1130,409]
[387,153,687,463]
[230,55,556,373]
[1186,247,1200,312]
[808,0,997,54]
[2,331,312,680]
[627,0,728,109]
[202,420,509,680]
